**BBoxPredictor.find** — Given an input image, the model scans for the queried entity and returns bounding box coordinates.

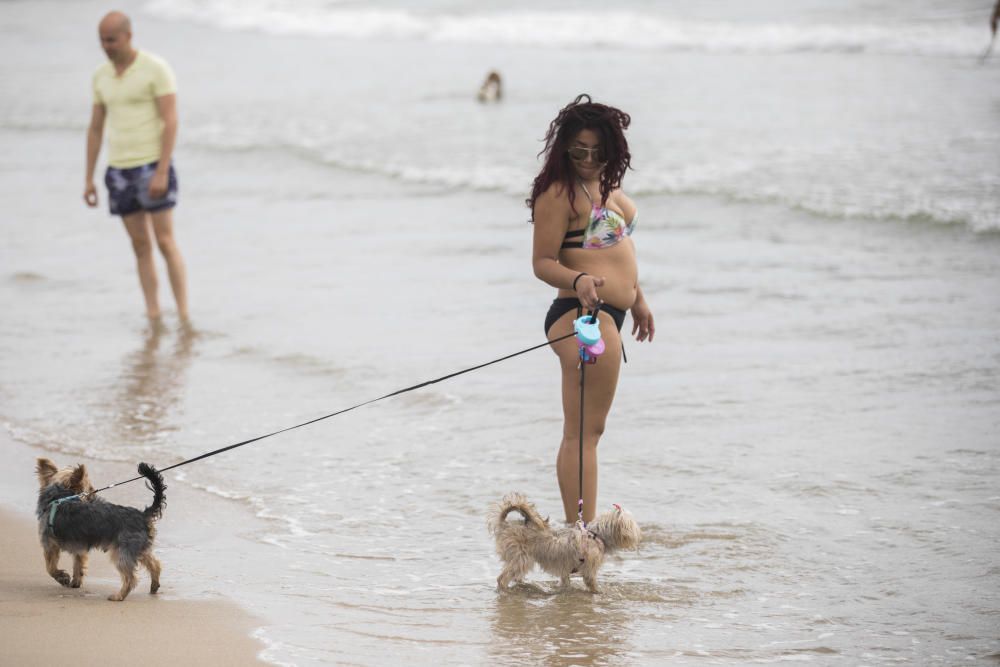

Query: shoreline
[0,429,269,665]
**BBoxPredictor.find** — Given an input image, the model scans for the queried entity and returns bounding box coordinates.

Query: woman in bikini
[529,94,655,524]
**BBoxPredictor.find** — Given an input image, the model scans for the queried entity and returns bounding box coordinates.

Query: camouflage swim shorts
[105,161,178,216]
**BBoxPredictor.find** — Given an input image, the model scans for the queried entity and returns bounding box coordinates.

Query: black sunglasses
[567,146,607,164]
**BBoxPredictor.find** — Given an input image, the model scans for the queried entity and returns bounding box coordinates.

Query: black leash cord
[91,331,578,495]
[578,359,586,522]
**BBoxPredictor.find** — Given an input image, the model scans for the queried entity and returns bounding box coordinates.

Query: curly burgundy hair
[526,93,632,218]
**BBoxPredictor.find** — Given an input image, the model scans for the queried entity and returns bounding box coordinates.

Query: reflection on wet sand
[489,586,633,666]
[107,320,196,446]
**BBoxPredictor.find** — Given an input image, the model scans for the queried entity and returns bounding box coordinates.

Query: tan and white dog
[488,491,640,592]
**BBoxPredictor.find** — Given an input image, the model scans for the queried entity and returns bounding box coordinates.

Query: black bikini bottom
[544,297,626,336]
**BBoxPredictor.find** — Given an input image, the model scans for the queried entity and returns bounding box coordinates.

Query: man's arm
[149,93,177,199]
[84,103,106,207]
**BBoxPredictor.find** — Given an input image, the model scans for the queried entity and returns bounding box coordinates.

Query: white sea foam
[4,420,131,462]
[5,102,992,231]
[182,123,1000,232]
[251,628,297,667]
[144,1,988,57]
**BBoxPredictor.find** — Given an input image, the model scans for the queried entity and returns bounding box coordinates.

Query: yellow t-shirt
[92,50,177,169]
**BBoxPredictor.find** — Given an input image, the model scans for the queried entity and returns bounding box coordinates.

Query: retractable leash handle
[573,303,605,364]
[588,301,604,325]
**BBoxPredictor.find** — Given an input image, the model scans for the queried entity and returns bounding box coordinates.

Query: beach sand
[0,511,266,666]
[0,432,267,665]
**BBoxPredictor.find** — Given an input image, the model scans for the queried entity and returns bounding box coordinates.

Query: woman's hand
[575,274,605,310]
[630,299,655,342]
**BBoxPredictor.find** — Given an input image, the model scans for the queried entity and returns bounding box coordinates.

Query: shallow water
[2,0,999,665]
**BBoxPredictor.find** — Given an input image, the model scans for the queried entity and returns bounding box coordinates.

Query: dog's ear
[36,458,58,487]
[68,464,89,493]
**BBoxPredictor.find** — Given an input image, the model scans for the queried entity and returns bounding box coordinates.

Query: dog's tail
[139,462,167,521]
[487,492,547,535]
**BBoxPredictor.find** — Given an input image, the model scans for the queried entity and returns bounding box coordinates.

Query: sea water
[1,0,998,664]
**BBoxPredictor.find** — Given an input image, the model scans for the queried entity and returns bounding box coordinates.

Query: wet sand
[0,507,265,665]
[0,429,267,665]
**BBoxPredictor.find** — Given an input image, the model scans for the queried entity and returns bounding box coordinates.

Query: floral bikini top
[561,181,638,250]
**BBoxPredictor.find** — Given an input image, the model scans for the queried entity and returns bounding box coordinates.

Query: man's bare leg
[150,208,188,321]
[122,212,160,319]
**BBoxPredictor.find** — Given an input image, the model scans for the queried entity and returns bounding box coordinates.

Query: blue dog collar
[47,495,80,529]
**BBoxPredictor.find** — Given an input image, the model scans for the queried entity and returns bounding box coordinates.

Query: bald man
[84,12,188,321]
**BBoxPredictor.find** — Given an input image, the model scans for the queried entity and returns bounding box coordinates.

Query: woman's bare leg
[548,310,622,523]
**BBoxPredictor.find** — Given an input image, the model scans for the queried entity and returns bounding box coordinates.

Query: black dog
[36,458,166,601]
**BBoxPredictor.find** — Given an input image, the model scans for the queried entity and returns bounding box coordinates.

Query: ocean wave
[630,165,1000,233]
[143,1,990,58]
[0,115,85,133]
[2,419,156,464]
[4,420,96,461]
[4,109,993,232]
[173,469,319,541]
[187,129,1000,232]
